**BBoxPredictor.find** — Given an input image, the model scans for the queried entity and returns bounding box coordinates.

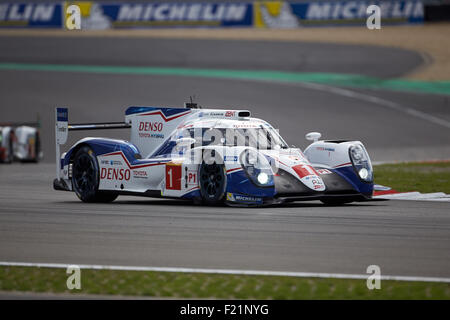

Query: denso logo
[225,111,236,117]
[100,168,131,181]
[139,121,163,132]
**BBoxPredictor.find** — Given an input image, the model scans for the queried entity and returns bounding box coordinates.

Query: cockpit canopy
[173,119,289,150]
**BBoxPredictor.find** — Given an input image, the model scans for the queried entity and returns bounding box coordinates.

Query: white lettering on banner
[154,4,169,20]
[8,5,26,20]
[225,4,247,20]
[33,5,54,21]
[357,4,367,17]
[3,4,55,22]
[413,2,424,16]
[331,3,341,19]
[203,4,225,21]
[187,4,201,20]
[342,2,358,19]
[306,1,423,20]
[404,1,414,16]
[117,3,247,22]
[392,2,403,17]
[118,4,143,21]
[142,5,153,20]
[169,5,187,20]
[0,5,7,20]
[306,3,331,19]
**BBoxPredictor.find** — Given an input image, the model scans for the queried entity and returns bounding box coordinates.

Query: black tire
[321,198,353,206]
[32,131,40,163]
[199,159,226,205]
[6,134,13,163]
[72,146,118,203]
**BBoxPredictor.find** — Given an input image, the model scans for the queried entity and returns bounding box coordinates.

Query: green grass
[374,161,450,194]
[0,266,449,299]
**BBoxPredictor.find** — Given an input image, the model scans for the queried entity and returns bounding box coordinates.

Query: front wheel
[72,146,118,203]
[199,160,226,205]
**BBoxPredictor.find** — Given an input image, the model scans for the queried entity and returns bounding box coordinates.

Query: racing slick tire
[72,146,118,203]
[199,156,226,206]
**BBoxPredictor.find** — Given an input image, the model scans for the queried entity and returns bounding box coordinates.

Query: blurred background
[0,1,450,300]
[0,0,449,163]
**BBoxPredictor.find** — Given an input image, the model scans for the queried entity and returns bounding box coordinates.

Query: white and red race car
[0,123,42,163]
[54,103,374,206]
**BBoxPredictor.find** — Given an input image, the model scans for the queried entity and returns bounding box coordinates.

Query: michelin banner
[0,1,423,29]
[67,1,253,29]
[254,1,424,28]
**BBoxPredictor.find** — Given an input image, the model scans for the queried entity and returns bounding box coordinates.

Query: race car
[0,123,42,163]
[53,103,374,206]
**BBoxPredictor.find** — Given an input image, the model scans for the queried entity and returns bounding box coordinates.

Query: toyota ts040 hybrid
[0,122,42,163]
[53,103,374,206]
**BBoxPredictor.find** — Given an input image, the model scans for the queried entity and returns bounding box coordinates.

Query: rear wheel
[72,146,118,203]
[199,160,226,205]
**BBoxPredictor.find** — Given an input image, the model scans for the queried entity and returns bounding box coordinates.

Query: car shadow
[58,198,388,209]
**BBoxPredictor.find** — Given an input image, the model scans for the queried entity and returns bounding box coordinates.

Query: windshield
[177,126,289,150]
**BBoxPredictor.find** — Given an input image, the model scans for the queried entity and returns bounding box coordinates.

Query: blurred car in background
[0,123,42,163]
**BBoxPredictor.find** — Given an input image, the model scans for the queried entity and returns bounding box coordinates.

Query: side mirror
[176,137,196,147]
[305,132,322,142]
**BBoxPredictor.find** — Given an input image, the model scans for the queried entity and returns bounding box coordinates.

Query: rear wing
[55,107,130,180]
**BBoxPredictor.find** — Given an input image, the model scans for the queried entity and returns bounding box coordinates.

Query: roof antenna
[185,95,201,109]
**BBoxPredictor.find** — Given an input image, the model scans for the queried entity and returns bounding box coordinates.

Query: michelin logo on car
[227,193,264,204]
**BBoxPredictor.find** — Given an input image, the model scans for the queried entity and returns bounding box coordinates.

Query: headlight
[358,168,369,180]
[257,172,269,185]
[240,149,274,187]
[349,144,373,182]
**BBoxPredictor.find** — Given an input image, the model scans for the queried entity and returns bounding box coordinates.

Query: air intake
[238,111,251,117]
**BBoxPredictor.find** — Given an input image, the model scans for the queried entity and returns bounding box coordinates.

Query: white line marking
[207,76,450,129]
[0,261,449,283]
[295,82,450,129]
[374,191,450,202]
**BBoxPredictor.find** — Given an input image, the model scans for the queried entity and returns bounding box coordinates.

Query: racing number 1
[293,164,319,179]
[166,164,182,190]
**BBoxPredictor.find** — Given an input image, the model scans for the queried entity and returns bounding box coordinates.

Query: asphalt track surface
[0,35,449,279]
[1,164,450,278]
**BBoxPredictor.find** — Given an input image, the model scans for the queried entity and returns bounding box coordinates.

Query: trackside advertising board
[254,1,424,27]
[100,2,253,28]
[69,1,254,29]
[0,1,423,29]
